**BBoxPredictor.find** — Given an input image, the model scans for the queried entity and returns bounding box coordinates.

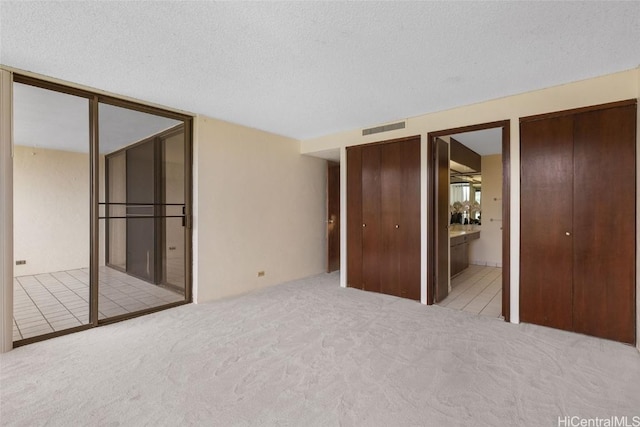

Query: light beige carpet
[1,272,639,426]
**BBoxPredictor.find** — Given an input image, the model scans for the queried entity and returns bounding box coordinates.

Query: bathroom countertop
[449,229,481,238]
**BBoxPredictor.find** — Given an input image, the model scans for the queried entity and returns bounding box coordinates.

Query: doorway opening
[326,161,340,273]
[427,121,510,321]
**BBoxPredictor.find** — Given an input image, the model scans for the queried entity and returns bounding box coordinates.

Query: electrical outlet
[16,260,26,265]
[257,271,265,277]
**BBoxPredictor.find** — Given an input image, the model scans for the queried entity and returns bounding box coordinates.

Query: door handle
[328,219,334,224]
[395,224,399,229]
[565,231,571,236]
[362,223,366,227]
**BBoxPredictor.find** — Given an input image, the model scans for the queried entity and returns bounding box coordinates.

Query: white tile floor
[13,266,184,341]
[437,264,502,318]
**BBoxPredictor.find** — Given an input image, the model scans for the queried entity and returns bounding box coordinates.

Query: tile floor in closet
[437,264,502,318]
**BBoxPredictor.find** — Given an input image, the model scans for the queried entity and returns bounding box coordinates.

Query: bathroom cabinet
[346,136,421,300]
[450,232,479,277]
[520,100,636,344]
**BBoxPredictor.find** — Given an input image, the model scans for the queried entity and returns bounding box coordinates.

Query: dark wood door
[520,115,574,331]
[572,105,636,344]
[378,138,421,299]
[398,138,421,300]
[327,162,341,273]
[126,140,158,283]
[435,137,449,302]
[520,102,636,344]
[347,137,421,300]
[346,146,363,288]
[379,142,401,297]
[361,144,382,294]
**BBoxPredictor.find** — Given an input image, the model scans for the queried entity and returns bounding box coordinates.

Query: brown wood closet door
[379,138,421,299]
[520,115,574,331]
[327,162,341,273]
[572,104,636,344]
[380,142,402,297]
[399,138,421,300]
[361,145,382,294]
[346,147,363,288]
[347,137,421,300]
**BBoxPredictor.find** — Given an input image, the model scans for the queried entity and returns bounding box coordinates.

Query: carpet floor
[1,272,639,426]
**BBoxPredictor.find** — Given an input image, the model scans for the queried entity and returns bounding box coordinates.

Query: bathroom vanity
[450,230,480,277]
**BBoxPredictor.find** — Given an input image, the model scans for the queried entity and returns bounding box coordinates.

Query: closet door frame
[519,115,574,331]
[346,135,422,299]
[427,121,511,320]
[520,98,637,344]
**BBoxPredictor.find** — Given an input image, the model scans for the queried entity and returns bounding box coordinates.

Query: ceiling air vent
[362,121,405,136]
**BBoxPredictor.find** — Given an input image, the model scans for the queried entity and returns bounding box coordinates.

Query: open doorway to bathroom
[427,121,510,321]
[11,75,193,345]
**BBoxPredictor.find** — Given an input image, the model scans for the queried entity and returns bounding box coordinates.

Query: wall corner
[0,70,14,352]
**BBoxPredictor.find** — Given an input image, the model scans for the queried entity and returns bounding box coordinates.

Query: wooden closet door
[379,138,421,299]
[347,137,421,300]
[520,116,574,331]
[346,146,363,289]
[361,145,382,294]
[399,138,421,300]
[380,142,401,296]
[572,104,636,344]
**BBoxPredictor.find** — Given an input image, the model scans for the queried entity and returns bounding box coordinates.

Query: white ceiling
[1,2,639,141]
[449,128,502,156]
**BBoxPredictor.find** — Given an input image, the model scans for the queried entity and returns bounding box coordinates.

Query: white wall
[301,67,640,326]
[469,155,502,267]
[13,146,91,276]
[194,116,327,303]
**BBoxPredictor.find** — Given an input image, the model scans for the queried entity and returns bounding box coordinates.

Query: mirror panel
[98,102,187,320]
[12,82,91,341]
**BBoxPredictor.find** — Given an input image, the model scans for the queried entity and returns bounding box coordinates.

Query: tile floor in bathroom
[437,264,502,318]
[13,266,184,341]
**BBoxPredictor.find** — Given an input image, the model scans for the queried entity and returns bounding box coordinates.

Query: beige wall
[193,116,327,303]
[1,69,14,352]
[301,67,640,325]
[469,155,502,267]
[637,68,640,351]
[13,146,104,276]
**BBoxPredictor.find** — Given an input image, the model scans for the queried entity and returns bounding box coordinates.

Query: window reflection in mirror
[450,174,481,225]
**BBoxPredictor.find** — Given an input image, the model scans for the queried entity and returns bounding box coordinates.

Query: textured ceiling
[449,128,502,156]
[1,2,639,140]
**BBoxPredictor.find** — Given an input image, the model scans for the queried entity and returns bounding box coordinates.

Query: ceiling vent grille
[362,121,405,136]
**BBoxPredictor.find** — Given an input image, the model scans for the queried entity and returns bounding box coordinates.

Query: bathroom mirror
[450,174,481,223]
